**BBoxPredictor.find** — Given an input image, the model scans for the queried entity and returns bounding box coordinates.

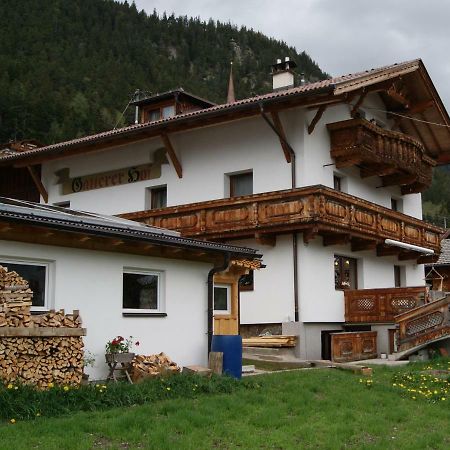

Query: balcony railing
[327,119,436,194]
[344,287,427,323]
[396,296,450,352]
[123,186,442,257]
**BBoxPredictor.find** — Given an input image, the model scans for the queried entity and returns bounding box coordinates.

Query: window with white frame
[0,259,51,311]
[122,269,163,313]
[213,284,231,314]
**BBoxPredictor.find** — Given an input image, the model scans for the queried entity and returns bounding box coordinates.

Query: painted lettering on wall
[56,149,168,195]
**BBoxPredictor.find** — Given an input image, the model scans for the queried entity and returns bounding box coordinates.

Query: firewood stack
[131,352,180,382]
[0,265,85,388]
[0,266,33,327]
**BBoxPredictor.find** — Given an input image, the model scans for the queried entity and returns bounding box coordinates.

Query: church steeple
[227,61,236,104]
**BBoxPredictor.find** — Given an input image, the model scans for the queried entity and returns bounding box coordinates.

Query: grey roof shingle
[436,239,450,265]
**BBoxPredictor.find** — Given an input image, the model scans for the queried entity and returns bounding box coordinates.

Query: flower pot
[105,352,135,364]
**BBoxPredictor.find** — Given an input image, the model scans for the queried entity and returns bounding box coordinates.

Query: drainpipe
[290,148,299,322]
[207,252,231,354]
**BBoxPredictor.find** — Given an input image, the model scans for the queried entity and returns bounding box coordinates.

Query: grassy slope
[1,366,449,450]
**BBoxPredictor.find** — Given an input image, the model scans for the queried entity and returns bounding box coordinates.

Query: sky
[132,0,450,112]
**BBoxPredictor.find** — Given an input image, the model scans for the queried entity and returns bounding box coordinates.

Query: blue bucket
[211,335,242,379]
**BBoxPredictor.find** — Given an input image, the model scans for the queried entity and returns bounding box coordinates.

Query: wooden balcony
[123,186,442,260]
[396,296,450,352]
[327,118,436,194]
[344,287,427,324]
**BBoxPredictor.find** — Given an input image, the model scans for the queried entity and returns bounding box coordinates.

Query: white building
[0,198,261,379]
[1,58,449,361]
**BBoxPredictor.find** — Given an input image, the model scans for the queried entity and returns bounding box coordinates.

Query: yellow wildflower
[7,384,13,389]
[10,419,16,424]
[48,382,54,388]
[166,387,171,391]
[63,386,69,392]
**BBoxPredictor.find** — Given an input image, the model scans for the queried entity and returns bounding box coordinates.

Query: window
[333,175,342,192]
[122,269,163,313]
[162,105,175,119]
[147,110,160,122]
[229,172,253,197]
[0,260,50,310]
[146,186,167,210]
[334,256,357,290]
[214,284,231,314]
[239,270,254,291]
[394,265,405,288]
[391,198,402,212]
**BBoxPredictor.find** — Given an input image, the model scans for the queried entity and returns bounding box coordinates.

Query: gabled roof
[130,88,215,109]
[0,197,262,261]
[2,59,449,166]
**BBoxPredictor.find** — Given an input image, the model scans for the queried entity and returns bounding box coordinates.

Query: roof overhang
[1,59,449,167]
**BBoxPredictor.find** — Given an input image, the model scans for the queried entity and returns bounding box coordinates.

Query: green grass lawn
[1,362,449,450]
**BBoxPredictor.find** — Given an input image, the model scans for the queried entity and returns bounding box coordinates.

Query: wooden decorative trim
[27,166,48,203]
[350,90,367,118]
[269,112,292,163]
[160,133,182,178]
[307,105,327,134]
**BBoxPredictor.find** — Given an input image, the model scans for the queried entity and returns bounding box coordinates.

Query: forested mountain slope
[0,0,327,145]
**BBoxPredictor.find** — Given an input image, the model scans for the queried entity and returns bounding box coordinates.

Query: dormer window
[162,105,175,119]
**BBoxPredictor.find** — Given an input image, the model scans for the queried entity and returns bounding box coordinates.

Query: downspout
[207,252,231,354]
[290,143,299,322]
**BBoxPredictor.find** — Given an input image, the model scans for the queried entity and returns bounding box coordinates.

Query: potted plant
[105,336,139,364]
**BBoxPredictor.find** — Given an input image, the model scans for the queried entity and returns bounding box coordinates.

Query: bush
[0,374,256,422]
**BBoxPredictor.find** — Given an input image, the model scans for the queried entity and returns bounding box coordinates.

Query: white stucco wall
[0,240,212,379]
[235,235,295,325]
[38,95,427,329]
[298,237,424,323]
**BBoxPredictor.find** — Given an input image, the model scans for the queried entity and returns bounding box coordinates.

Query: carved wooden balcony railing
[327,118,436,194]
[344,286,427,323]
[396,296,450,352]
[123,186,442,259]
[331,331,378,363]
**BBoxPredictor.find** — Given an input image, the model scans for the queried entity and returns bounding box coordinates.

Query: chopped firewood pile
[242,335,297,348]
[131,352,181,382]
[0,265,86,388]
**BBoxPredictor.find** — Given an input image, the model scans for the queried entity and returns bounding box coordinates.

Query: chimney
[271,56,297,91]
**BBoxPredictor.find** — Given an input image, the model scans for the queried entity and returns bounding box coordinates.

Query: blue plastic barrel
[211,335,242,379]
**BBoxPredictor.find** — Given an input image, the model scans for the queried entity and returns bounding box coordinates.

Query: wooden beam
[351,238,378,252]
[386,85,410,107]
[303,227,318,244]
[350,90,368,118]
[360,164,395,179]
[420,113,443,153]
[408,118,427,146]
[417,254,439,264]
[26,166,48,203]
[308,105,327,134]
[398,250,419,261]
[270,112,292,163]
[160,133,182,178]
[381,173,417,187]
[377,244,401,257]
[407,100,434,115]
[255,233,276,247]
[322,233,350,247]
